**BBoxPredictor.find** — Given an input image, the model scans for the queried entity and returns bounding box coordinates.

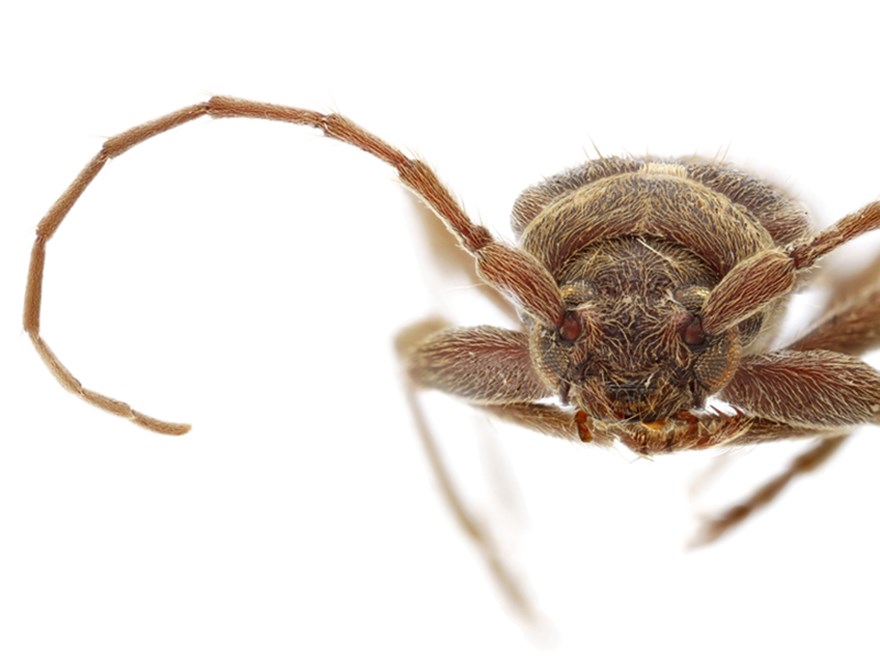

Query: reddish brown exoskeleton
[23,97,880,618]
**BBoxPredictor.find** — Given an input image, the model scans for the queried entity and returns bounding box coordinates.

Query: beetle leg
[789,279,880,356]
[403,324,553,404]
[696,251,880,544]
[691,433,848,546]
[721,350,880,428]
[395,319,552,625]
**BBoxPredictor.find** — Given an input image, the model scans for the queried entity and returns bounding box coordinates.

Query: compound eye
[680,313,707,348]
[559,312,582,344]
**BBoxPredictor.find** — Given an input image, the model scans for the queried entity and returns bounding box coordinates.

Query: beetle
[23,97,880,617]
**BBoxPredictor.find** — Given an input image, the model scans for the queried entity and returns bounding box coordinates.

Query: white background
[3,2,880,658]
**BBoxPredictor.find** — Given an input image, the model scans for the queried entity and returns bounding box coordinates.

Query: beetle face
[531,238,742,424]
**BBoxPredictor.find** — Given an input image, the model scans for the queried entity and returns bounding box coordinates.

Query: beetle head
[532,239,744,424]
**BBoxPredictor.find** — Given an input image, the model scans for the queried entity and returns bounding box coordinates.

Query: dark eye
[680,313,706,347]
[559,312,582,344]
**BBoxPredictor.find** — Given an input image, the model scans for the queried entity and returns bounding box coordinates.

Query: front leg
[694,348,880,543]
[397,320,553,624]
[695,252,880,544]
[721,350,880,427]
[405,324,553,404]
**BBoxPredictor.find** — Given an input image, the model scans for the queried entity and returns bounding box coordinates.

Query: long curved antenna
[24,97,563,434]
